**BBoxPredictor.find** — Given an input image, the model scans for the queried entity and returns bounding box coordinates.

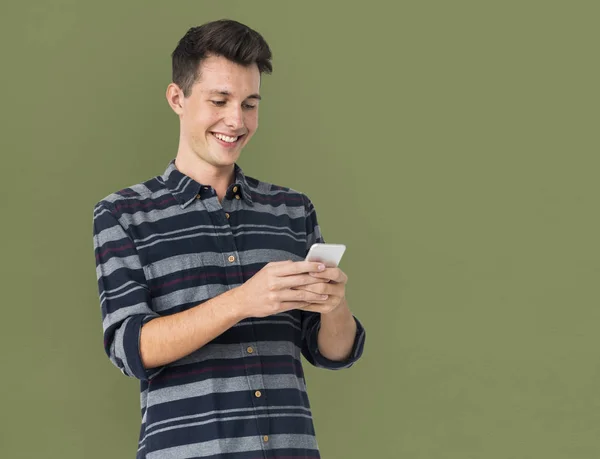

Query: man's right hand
[232,260,331,319]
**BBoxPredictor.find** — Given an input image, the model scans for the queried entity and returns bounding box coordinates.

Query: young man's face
[174,55,261,169]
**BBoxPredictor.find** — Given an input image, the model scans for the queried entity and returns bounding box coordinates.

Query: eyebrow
[208,90,262,101]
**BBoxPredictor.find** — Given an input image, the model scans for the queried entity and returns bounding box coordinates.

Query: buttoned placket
[197,186,270,453]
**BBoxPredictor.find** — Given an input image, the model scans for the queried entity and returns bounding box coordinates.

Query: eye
[243,103,257,110]
[211,100,226,107]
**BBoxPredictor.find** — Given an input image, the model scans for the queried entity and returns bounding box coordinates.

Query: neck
[174,152,235,199]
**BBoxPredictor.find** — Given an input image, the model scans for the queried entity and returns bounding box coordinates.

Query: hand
[293,267,348,315]
[232,260,332,319]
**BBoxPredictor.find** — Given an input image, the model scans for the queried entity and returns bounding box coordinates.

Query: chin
[211,153,240,167]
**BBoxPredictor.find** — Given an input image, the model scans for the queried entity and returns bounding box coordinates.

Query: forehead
[195,55,261,96]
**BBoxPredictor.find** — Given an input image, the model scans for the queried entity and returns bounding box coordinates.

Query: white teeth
[213,133,239,143]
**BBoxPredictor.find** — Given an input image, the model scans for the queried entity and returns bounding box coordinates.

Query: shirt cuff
[124,315,167,381]
[305,314,366,370]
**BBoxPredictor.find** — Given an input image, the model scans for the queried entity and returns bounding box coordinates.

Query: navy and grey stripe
[93,159,365,459]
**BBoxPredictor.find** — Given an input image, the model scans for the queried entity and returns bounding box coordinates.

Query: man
[93,19,366,459]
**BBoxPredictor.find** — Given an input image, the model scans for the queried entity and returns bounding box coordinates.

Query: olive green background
[2,1,599,458]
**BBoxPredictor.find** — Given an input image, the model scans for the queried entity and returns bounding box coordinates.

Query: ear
[166,83,185,115]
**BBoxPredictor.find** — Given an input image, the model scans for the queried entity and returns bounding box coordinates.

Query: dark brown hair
[171,19,273,97]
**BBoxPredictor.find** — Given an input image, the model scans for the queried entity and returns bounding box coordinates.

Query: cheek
[199,111,219,131]
[190,132,205,143]
[188,119,209,144]
[246,112,259,133]
[185,105,217,131]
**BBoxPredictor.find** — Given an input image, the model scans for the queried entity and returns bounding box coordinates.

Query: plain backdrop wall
[3,1,599,458]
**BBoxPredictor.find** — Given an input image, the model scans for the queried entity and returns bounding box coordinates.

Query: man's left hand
[292,266,348,314]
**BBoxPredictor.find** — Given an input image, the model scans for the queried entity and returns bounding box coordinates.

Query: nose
[224,105,244,130]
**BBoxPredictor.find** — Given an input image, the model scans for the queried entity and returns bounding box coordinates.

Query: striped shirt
[92,159,366,459]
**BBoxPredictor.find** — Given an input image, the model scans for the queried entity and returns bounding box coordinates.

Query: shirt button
[263,435,269,443]
[232,185,238,193]
[228,255,235,263]
[255,390,262,398]
[225,213,230,219]
[247,346,254,354]
[196,194,201,199]
[235,194,241,200]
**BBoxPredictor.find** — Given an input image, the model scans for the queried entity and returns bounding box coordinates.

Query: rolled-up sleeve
[92,201,165,381]
[300,194,366,370]
[301,312,366,370]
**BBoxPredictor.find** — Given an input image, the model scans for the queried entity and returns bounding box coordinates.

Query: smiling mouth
[211,132,244,144]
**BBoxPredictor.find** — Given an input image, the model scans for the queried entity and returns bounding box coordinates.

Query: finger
[310,267,347,283]
[279,274,329,290]
[274,261,326,277]
[309,267,341,281]
[278,301,311,313]
[267,260,295,266]
[297,283,346,304]
[291,283,332,295]
[279,288,329,303]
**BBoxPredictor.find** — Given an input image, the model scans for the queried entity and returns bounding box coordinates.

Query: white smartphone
[305,243,346,268]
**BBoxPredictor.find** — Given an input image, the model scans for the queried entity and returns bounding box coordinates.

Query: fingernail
[320,295,328,299]
[318,264,325,271]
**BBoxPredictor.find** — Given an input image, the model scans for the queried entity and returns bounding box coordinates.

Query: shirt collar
[162,159,254,208]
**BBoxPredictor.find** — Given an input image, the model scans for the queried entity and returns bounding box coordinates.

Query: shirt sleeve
[92,201,166,381]
[299,194,366,370]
